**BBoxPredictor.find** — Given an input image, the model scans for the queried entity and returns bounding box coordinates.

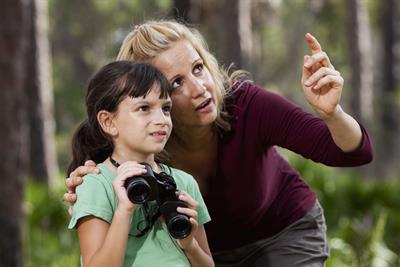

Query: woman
[65,20,373,266]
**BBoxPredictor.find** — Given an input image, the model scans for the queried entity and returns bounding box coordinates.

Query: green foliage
[282,149,400,267]
[24,180,80,267]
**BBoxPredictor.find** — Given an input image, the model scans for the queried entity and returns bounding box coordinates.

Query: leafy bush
[284,149,400,267]
[24,180,80,267]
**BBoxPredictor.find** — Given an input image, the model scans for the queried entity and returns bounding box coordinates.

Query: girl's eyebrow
[129,99,149,105]
[133,99,172,105]
[163,99,173,105]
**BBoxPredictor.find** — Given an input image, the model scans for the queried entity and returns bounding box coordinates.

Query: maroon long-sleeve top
[204,81,373,252]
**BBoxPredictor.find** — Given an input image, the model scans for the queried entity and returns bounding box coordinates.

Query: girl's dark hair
[67,61,172,175]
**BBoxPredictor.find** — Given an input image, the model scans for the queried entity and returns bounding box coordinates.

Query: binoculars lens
[168,215,192,239]
[126,178,151,204]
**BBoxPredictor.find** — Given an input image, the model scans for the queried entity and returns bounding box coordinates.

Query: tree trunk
[346,0,374,126]
[171,0,202,23]
[0,0,29,266]
[27,0,58,185]
[377,0,399,175]
[221,0,253,70]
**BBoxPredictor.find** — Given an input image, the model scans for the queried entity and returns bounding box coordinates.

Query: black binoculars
[124,163,192,239]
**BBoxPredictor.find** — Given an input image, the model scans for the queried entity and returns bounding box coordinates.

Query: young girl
[67,61,214,267]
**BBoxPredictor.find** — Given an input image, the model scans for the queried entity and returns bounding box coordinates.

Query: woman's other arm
[301,33,364,152]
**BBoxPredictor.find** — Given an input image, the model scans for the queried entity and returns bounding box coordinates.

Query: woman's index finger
[305,33,322,54]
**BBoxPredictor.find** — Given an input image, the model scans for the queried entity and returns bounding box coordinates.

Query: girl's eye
[193,63,204,74]
[171,78,182,90]
[138,105,149,112]
[162,105,172,113]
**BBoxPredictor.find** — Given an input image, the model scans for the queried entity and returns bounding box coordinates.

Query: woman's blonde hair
[117,19,247,132]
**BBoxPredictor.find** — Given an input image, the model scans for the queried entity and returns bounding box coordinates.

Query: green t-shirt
[69,163,211,267]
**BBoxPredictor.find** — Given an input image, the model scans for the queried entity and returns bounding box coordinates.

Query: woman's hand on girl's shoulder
[64,160,99,216]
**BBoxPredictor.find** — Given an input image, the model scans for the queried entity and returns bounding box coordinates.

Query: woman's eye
[193,63,204,74]
[171,78,182,89]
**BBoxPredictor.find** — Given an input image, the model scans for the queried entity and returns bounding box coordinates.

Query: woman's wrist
[320,105,363,152]
[319,104,344,123]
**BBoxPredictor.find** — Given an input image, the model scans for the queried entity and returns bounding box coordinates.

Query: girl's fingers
[177,191,199,209]
[118,162,147,172]
[189,217,198,230]
[122,168,147,179]
[177,206,198,220]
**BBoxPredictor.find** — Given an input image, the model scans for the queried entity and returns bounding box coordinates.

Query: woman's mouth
[195,98,212,111]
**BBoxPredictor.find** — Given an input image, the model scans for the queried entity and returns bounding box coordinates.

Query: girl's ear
[97,110,118,137]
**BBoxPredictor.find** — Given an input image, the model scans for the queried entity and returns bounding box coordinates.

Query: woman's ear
[97,110,118,137]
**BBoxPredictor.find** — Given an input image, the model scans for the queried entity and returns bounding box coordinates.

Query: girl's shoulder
[79,163,115,188]
[159,164,197,188]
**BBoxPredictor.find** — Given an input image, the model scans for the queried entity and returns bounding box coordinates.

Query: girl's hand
[301,33,344,120]
[175,191,200,251]
[113,161,147,213]
[64,160,99,216]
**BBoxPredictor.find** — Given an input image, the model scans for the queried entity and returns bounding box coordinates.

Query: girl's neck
[106,149,160,172]
[168,124,216,152]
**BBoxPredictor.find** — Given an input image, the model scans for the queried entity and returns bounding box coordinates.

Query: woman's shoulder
[231,79,295,108]
[230,80,274,103]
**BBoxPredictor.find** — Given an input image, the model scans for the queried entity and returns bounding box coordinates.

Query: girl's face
[150,40,218,130]
[111,85,172,159]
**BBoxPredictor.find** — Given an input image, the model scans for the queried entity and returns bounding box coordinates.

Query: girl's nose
[154,109,169,125]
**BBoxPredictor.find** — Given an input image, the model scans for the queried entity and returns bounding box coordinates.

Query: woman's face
[150,40,218,129]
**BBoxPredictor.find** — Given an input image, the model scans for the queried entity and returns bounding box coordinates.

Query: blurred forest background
[0,0,399,266]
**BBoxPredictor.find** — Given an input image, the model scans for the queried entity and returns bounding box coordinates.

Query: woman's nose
[189,77,206,98]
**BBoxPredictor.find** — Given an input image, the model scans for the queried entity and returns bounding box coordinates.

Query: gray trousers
[212,201,329,267]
